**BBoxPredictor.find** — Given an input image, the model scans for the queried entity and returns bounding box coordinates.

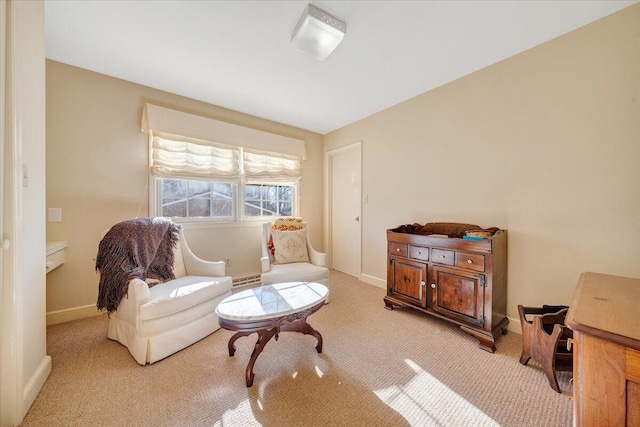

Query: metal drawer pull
[467,259,473,264]
[396,248,401,252]
[440,255,445,259]
[417,251,421,255]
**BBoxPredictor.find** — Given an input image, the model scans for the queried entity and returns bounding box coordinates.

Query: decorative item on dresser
[385,222,508,352]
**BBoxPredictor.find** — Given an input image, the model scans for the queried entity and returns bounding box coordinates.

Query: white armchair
[105,223,232,365]
[260,221,329,290]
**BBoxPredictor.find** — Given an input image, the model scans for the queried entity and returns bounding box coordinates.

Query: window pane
[162,179,186,204]
[279,186,292,201]
[161,178,233,219]
[244,183,295,217]
[244,203,261,217]
[279,202,292,216]
[244,185,260,199]
[212,199,233,217]
[261,201,276,216]
[189,196,211,217]
[188,180,210,197]
[213,182,232,198]
[163,200,187,217]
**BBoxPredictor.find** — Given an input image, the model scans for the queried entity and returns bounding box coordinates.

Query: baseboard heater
[232,274,262,288]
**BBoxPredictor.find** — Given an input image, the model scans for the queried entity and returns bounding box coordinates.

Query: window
[244,184,294,217]
[160,179,234,219]
[150,134,301,222]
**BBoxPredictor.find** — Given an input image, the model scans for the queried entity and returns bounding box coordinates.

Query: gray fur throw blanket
[95,217,179,314]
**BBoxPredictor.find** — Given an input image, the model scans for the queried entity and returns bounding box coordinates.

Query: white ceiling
[45,1,636,135]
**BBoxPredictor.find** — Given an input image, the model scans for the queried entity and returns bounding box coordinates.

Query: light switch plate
[48,208,62,222]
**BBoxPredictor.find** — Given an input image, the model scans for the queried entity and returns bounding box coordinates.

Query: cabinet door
[626,349,640,427]
[430,266,484,327]
[390,257,427,307]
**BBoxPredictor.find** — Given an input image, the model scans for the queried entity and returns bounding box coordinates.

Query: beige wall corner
[324,4,640,322]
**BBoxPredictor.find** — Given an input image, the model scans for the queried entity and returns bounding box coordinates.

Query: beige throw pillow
[272,229,309,264]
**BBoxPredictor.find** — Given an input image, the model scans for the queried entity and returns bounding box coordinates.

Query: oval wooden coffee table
[215,281,328,387]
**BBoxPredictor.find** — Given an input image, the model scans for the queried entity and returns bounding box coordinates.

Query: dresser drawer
[456,252,485,272]
[409,245,429,261]
[389,242,408,257]
[431,249,454,265]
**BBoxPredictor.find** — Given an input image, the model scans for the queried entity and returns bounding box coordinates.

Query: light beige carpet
[21,271,572,426]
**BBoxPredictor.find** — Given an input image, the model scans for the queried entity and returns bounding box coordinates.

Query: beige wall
[45,61,324,321]
[324,5,640,327]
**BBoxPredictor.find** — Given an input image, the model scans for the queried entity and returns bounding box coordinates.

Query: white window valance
[141,103,307,159]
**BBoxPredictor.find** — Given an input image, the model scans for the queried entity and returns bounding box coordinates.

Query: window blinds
[150,134,302,182]
[151,135,240,179]
[243,148,302,182]
[143,104,305,182]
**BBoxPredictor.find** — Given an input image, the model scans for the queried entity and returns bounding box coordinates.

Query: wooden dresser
[566,272,640,427]
[385,225,508,352]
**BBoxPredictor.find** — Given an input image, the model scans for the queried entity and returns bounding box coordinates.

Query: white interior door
[328,143,361,277]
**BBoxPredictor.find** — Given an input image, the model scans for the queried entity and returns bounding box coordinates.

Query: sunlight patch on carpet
[214,399,259,426]
[374,359,500,427]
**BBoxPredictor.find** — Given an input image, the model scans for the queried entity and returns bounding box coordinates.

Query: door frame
[324,141,362,277]
[0,0,5,421]
[1,0,26,423]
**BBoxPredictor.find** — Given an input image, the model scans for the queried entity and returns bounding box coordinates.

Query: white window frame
[150,176,300,224]
[145,120,303,224]
[239,181,300,221]
[150,177,236,223]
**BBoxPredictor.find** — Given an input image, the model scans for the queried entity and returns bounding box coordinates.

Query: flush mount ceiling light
[291,4,346,61]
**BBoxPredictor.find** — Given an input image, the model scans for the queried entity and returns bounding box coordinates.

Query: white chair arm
[308,246,327,267]
[306,230,327,267]
[184,257,226,277]
[115,278,150,331]
[178,226,226,277]
[261,256,271,273]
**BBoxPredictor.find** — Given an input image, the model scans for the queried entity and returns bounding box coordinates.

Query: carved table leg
[228,331,254,357]
[220,299,326,387]
[245,328,278,387]
[280,318,323,353]
[304,322,323,353]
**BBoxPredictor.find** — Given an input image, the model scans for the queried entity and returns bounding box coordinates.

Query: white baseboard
[359,273,386,289]
[46,304,102,325]
[23,355,51,417]
[506,316,521,334]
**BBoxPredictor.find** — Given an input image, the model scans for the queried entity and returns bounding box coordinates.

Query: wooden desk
[566,272,640,427]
